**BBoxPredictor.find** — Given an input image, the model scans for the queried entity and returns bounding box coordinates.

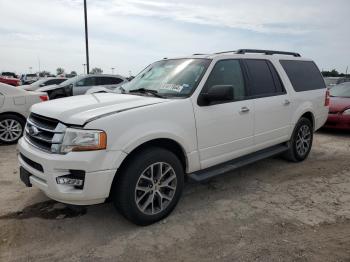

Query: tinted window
[244,59,283,97]
[280,60,326,92]
[203,59,246,100]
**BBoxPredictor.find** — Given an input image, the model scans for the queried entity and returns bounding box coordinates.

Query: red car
[0,76,21,86]
[324,82,350,130]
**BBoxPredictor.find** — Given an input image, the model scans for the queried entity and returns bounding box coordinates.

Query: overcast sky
[0,0,349,76]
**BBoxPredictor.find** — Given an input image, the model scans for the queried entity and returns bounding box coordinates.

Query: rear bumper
[324,114,350,130]
[17,137,127,205]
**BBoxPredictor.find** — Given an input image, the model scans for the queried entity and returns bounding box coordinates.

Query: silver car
[37,74,127,99]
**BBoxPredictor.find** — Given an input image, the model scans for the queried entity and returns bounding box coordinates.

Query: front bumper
[324,114,350,130]
[18,138,127,205]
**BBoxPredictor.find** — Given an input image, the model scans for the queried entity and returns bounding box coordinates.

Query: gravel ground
[0,130,349,262]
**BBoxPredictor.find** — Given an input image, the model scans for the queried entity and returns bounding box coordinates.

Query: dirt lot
[0,130,349,262]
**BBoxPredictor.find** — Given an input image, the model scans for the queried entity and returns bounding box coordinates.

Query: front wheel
[113,147,184,225]
[283,117,313,162]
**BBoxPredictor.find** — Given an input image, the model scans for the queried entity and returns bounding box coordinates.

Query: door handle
[283,99,291,106]
[240,106,250,113]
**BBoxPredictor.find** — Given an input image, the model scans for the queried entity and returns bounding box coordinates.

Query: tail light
[324,89,330,107]
[39,95,49,102]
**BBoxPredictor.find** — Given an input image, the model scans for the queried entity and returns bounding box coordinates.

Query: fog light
[56,170,85,189]
[56,176,84,186]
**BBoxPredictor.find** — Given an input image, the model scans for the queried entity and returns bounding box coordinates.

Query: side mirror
[39,83,45,87]
[198,85,234,106]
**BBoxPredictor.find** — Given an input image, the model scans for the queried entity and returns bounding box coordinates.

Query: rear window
[280,60,326,92]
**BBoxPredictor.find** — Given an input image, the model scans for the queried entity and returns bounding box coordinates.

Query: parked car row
[2,49,348,225]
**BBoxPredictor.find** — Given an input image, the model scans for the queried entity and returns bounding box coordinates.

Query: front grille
[25,113,66,153]
[20,153,44,172]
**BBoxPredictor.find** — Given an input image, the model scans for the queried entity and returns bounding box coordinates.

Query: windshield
[122,58,211,98]
[329,82,350,98]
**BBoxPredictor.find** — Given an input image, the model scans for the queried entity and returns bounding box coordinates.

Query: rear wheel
[283,117,313,162]
[113,147,184,225]
[0,114,25,144]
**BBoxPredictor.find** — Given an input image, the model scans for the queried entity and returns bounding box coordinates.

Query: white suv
[18,49,329,225]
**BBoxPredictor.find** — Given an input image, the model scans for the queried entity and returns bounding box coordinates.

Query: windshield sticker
[160,84,184,92]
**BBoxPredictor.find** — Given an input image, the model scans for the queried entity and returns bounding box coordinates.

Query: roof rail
[236,49,301,57]
[192,53,208,56]
[214,50,236,55]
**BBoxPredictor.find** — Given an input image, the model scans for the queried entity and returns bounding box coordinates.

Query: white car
[0,83,48,144]
[18,49,328,225]
[21,78,67,91]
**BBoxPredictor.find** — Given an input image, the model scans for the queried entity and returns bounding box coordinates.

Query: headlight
[343,109,350,115]
[61,128,107,153]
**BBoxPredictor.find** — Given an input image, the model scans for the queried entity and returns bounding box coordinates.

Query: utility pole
[111,67,115,74]
[346,66,348,77]
[82,64,86,74]
[84,0,90,74]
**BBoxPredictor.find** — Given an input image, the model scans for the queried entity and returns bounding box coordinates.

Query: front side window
[122,59,211,98]
[76,77,96,87]
[202,59,246,101]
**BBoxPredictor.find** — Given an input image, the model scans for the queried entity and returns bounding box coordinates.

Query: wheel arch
[0,111,27,122]
[109,138,188,199]
[300,111,315,130]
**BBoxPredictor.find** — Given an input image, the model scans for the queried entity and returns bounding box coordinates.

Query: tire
[113,147,184,226]
[0,114,26,144]
[283,117,313,162]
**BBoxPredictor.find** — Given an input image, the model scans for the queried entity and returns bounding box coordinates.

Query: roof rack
[236,49,301,57]
[192,53,208,56]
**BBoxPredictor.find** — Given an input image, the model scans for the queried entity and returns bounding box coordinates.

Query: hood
[30,93,168,125]
[36,84,59,92]
[329,96,350,113]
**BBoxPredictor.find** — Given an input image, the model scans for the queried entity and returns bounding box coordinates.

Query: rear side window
[244,59,285,97]
[280,60,326,92]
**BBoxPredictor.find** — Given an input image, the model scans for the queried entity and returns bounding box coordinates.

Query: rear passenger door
[243,59,292,148]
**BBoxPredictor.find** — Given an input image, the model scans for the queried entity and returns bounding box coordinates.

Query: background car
[21,73,39,85]
[324,82,350,130]
[37,74,128,99]
[0,76,21,86]
[0,83,48,144]
[21,77,67,91]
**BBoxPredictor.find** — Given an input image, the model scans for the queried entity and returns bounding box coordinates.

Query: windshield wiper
[129,88,166,98]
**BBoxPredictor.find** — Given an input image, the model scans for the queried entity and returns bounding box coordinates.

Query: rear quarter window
[280,60,326,92]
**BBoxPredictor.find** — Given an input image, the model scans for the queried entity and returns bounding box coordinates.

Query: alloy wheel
[0,119,23,142]
[135,162,177,215]
[296,124,311,156]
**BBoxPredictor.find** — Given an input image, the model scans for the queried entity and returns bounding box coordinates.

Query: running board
[188,144,289,182]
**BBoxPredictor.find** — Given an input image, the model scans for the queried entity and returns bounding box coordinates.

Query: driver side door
[193,59,254,169]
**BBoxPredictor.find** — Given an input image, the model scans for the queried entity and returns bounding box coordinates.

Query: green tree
[90,67,103,74]
[56,67,65,75]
